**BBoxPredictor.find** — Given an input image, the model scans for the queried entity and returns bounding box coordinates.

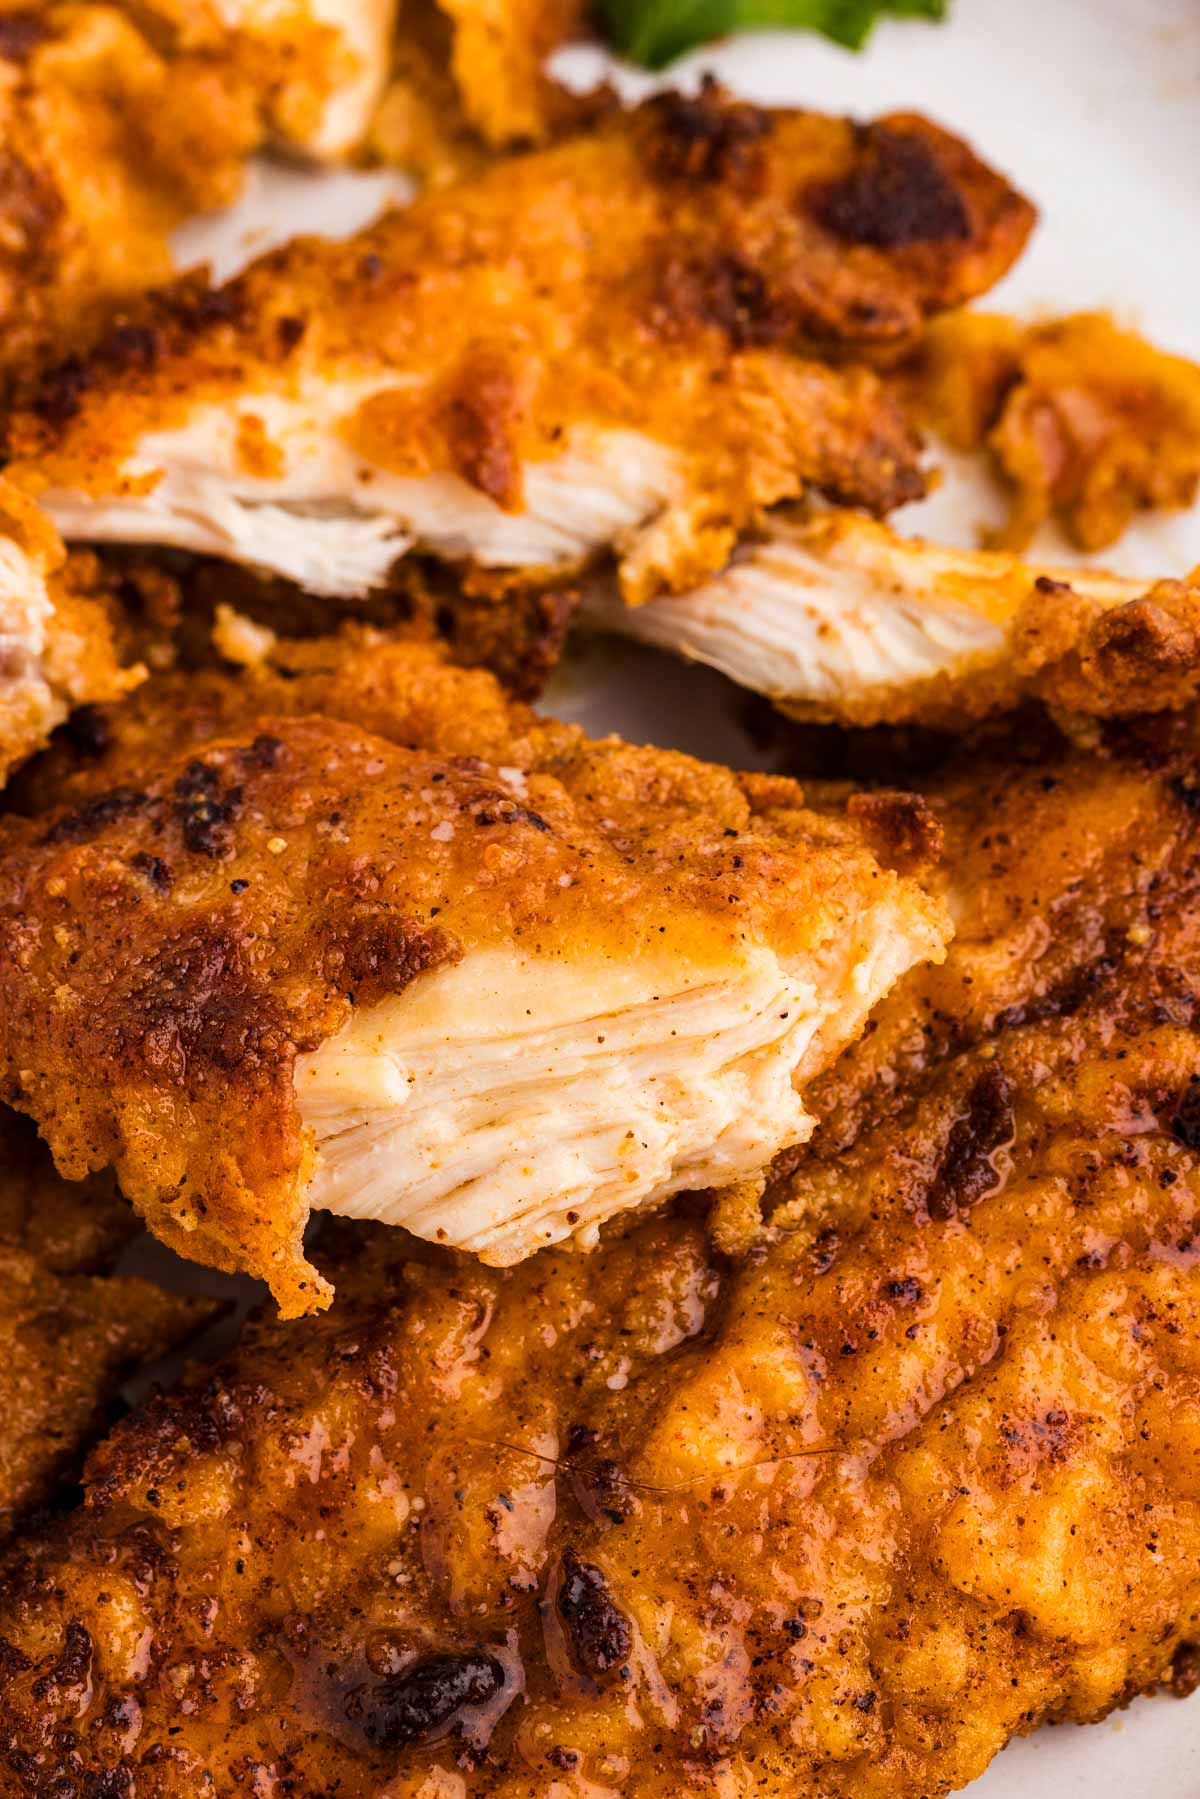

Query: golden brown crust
[0,1104,218,1543]
[369,0,598,179]
[905,310,1200,551]
[10,626,577,813]
[0,634,941,1312]
[0,752,1197,1789]
[0,481,143,785]
[0,1241,216,1542]
[0,0,397,384]
[805,709,1200,1153]
[0,2,258,381]
[3,89,1035,598]
[1014,569,1200,717]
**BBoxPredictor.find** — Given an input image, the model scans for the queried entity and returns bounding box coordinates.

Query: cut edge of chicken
[0,529,61,782]
[39,388,689,599]
[295,893,939,1265]
[583,515,1147,725]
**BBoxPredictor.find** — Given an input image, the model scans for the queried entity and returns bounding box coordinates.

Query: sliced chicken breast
[585,511,1200,727]
[5,88,1034,604]
[0,636,948,1312]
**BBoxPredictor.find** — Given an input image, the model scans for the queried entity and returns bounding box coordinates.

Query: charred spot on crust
[642,79,773,190]
[317,912,453,1007]
[25,279,245,432]
[557,1549,632,1679]
[110,925,294,1080]
[42,784,150,845]
[654,251,790,351]
[174,760,244,859]
[1170,1641,1200,1699]
[926,1067,1014,1222]
[130,852,173,893]
[275,314,307,353]
[886,1275,923,1304]
[1169,1079,1200,1151]
[0,10,49,61]
[846,790,943,877]
[29,351,89,430]
[472,793,552,832]
[812,125,972,248]
[242,734,286,772]
[993,948,1121,1033]
[100,323,161,370]
[29,1621,92,1705]
[344,1649,505,1750]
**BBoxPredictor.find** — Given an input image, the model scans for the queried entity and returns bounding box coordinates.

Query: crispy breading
[0,0,397,381]
[0,1105,217,1543]
[0,479,143,786]
[369,0,596,183]
[9,627,580,813]
[0,2,258,378]
[0,633,946,1314]
[129,0,398,159]
[907,310,1200,550]
[3,87,1034,603]
[0,771,1197,1790]
[805,712,1200,1153]
[586,509,1200,729]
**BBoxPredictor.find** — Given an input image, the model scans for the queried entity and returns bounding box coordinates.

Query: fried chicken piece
[369,0,594,184]
[128,0,398,159]
[585,510,1200,729]
[0,632,947,1314]
[0,479,144,786]
[0,0,398,383]
[805,708,1200,1152]
[1,837,1198,1792]
[0,1104,130,1271]
[4,88,1034,603]
[0,1104,217,1543]
[9,626,584,814]
[0,1,257,378]
[908,310,1200,551]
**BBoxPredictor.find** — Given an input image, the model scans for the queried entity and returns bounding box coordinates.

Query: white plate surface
[141,6,1200,1790]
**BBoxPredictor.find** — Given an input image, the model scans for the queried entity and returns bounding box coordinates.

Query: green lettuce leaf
[602,0,947,71]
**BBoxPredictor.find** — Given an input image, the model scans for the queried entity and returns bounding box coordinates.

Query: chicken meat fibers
[2,710,1200,1796]
[0,633,946,1313]
[3,86,1034,602]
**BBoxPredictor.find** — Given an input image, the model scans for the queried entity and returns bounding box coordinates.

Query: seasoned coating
[1,771,1198,1791]
[0,1105,217,1543]
[370,0,595,183]
[131,0,399,159]
[3,87,1034,602]
[0,0,397,382]
[586,509,1200,729]
[9,627,581,816]
[0,1,254,380]
[0,635,946,1313]
[907,310,1200,551]
[806,711,1200,1152]
[0,480,143,785]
